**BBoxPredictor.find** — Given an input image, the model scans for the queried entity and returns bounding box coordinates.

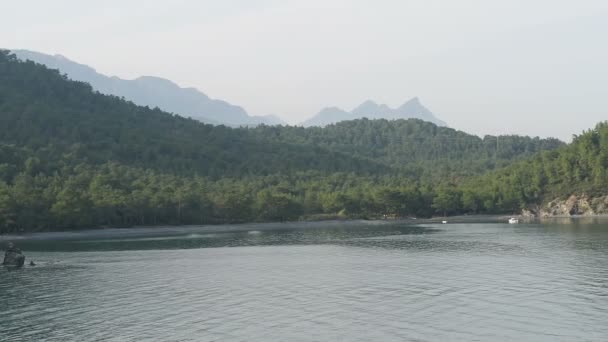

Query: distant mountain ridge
[12,49,284,127]
[302,98,446,127]
[12,49,446,128]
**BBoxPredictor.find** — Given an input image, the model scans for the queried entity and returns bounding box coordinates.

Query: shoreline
[2,214,608,241]
[0,215,504,241]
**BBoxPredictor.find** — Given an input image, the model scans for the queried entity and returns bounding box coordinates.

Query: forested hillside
[0,50,580,233]
[250,120,563,181]
[0,51,386,177]
[455,122,608,214]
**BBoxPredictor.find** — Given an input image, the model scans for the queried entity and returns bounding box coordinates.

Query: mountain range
[12,49,284,127]
[12,49,446,128]
[302,98,446,127]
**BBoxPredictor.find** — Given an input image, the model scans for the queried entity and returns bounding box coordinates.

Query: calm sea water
[1,219,608,341]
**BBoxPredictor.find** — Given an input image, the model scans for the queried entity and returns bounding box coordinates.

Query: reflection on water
[1,220,608,341]
[5,221,438,252]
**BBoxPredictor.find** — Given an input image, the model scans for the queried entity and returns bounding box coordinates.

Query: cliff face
[524,195,608,217]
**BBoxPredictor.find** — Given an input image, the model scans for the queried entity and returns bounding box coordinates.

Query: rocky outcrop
[591,196,608,214]
[3,250,25,268]
[525,195,608,217]
[521,208,537,218]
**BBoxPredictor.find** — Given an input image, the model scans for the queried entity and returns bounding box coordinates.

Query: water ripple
[1,222,608,341]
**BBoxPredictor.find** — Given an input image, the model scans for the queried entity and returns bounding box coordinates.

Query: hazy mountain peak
[357,99,379,107]
[400,96,420,107]
[303,97,446,127]
[352,100,380,114]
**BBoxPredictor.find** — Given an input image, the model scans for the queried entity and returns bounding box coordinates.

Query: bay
[1,219,608,341]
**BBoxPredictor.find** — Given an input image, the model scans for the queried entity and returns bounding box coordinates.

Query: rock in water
[3,250,25,268]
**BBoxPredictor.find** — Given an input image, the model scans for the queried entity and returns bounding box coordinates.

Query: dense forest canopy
[458,122,608,213]
[249,120,563,181]
[0,49,604,233]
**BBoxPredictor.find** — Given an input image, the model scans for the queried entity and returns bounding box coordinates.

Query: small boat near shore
[508,218,519,224]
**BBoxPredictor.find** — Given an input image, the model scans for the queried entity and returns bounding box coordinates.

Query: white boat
[442,220,448,224]
[508,218,519,224]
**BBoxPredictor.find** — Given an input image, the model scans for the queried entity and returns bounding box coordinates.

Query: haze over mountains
[12,49,447,128]
[12,49,284,127]
[302,98,446,127]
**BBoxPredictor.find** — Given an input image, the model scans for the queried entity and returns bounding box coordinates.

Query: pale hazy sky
[3,0,608,140]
